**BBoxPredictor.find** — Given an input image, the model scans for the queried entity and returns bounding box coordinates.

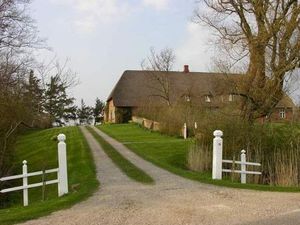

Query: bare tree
[195,0,300,121]
[0,0,45,201]
[0,0,43,52]
[141,47,176,106]
[36,56,79,90]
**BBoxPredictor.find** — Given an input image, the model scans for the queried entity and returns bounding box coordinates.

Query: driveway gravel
[20,126,300,225]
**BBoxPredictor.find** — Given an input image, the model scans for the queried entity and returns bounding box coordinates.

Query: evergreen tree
[44,75,75,124]
[77,99,93,124]
[24,70,44,115]
[94,98,105,123]
[63,105,78,122]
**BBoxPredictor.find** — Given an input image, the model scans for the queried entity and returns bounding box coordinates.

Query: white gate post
[57,134,68,197]
[241,150,246,184]
[183,123,187,139]
[22,160,28,206]
[212,130,223,180]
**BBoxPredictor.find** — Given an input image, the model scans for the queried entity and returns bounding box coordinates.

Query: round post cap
[23,160,27,165]
[241,150,246,154]
[213,130,223,137]
[57,134,66,142]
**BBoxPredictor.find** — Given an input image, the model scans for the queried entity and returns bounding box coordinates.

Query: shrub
[135,102,201,137]
[115,107,132,123]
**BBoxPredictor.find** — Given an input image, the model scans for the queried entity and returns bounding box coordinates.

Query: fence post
[183,123,187,139]
[57,134,68,197]
[22,160,28,206]
[194,122,198,130]
[241,150,246,184]
[212,130,223,180]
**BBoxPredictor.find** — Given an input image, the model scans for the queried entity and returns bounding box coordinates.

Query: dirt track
[20,126,300,225]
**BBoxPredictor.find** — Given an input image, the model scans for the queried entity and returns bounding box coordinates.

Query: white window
[205,95,211,102]
[229,94,234,102]
[279,109,286,119]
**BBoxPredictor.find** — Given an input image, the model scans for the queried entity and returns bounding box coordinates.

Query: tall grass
[187,111,300,187]
[187,139,211,173]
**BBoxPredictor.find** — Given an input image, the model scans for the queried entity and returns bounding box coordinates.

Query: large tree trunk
[241,44,267,121]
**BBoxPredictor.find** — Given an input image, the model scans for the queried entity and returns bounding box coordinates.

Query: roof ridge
[124,69,233,74]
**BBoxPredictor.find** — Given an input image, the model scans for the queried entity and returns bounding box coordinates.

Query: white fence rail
[0,134,68,206]
[212,130,261,184]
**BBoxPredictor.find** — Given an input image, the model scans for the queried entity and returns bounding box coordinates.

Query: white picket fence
[0,134,69,206]
[212,130,262,184]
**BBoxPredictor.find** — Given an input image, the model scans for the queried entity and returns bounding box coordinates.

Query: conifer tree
[44,75,75,124]
[24,70,44,116]
[94,98,105,123]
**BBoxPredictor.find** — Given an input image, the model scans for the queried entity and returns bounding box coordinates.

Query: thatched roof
[107,70,295,108]
[277,95,295,108]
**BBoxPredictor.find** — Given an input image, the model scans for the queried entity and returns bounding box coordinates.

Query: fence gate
[0,134,69,206]
[212,130,262,184]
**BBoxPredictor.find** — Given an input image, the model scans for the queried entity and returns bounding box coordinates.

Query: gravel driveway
[20,126,300,225]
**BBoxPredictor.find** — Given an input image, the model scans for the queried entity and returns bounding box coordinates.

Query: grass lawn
[0,126,99,225]
[86,127,154,184]
[98,123,300,192]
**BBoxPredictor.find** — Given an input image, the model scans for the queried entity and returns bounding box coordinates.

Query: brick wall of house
[105,99,116,123]
[269,108,294,122]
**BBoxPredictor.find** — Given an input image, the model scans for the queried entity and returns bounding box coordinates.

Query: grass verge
[98,123,300,192]
[0,126,99,225]
[86,126,154,184]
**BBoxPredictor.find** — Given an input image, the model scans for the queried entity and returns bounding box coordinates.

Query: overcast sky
[31,0,215,106]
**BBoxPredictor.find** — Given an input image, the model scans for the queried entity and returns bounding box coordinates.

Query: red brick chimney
[183,65,189,73]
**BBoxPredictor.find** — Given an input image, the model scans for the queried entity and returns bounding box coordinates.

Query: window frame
[279,109,286,119]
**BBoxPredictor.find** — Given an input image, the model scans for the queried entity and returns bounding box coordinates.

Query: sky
[30,0,214,106]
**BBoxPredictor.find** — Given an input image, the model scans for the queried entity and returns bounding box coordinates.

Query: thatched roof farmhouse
[105,66,295,123]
